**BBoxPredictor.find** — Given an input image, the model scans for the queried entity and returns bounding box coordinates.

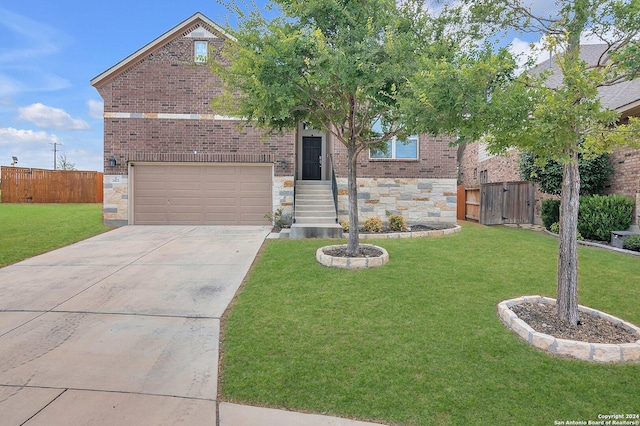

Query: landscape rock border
[498,295,640,363]
[348,224,461,239]
[316,244,389,269]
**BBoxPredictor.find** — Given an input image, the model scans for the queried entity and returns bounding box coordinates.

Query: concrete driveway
[0,225,271,425]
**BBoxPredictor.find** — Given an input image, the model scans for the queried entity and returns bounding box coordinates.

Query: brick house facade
[91,12,457,227]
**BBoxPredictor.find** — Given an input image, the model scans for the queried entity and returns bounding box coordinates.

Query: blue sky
[0,0,552,171]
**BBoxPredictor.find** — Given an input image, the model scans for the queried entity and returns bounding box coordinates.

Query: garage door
[133,164,272,225]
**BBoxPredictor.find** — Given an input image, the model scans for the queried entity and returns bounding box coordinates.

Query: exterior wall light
[108,156,118,167]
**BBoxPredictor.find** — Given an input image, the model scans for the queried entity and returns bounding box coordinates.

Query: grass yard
[220,222,640,425]
[0,203,110,267]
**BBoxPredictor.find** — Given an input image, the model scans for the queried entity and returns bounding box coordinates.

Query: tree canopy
[212,0,505,254]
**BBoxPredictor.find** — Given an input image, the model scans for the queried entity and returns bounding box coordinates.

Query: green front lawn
[0,204,110,267]
[220,223,640,425]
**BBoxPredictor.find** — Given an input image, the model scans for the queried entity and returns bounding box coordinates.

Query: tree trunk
[557,149,580,325]
[346,143,360,256]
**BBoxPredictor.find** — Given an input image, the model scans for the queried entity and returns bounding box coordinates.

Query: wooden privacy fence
[457,185,481,222]
[458,182,534,225]
[1,167,103,203]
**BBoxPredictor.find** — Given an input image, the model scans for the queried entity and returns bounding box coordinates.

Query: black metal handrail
[292,158,297,224]
[329,153,339,223]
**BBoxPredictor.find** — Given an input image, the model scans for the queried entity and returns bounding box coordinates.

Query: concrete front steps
[290,180,343,239]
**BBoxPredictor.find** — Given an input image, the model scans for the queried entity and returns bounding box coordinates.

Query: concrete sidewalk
[0,226,386,425]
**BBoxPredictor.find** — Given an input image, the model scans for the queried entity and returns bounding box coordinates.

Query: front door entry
[302,136,322,180]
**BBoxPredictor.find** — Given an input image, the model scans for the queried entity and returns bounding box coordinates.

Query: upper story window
[194,41,208,63]
[370,135,419,159]
[368,120,418,159]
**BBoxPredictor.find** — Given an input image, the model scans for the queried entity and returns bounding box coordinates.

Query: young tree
[212,0,495,255]
[461,0,640,324]
[57,154,76,171]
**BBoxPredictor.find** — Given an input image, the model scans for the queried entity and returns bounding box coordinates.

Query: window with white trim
[194,41,208,63]
[370,134,419,159]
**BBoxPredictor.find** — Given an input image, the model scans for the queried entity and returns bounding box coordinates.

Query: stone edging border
[316,244,389,269]
[347,224,461,240]
[498,295,640,363]
[543,229,640,256]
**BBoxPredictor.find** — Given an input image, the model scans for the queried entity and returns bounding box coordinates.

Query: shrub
[340,220,349,233]
[363,217,383,233]
[549,222,584,240]
[264,207,290,229]
[578,195,634,241]
[519,149,612,196]
[388,214,407,232]
[623,235,640,252]
[541,199,561,230]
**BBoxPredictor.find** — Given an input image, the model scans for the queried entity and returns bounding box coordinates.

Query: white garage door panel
[134,164,272,225]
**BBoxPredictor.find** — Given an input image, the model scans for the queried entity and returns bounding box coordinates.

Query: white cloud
[0,127,60,145]
[0,7,63,63]
[87,99,103,119]
[17,103,90,130]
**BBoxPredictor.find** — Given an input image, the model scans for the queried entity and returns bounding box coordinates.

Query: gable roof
[90,12,232,88]
[530,44,640,117]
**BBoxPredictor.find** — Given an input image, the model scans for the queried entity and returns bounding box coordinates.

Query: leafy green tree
[519,149,612,196]
[461,0,640,324]
[211,0,501,255]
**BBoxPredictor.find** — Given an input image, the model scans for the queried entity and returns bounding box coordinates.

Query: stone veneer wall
[273,176,295,224]
[336,178,457,224]
[104,175,129,227]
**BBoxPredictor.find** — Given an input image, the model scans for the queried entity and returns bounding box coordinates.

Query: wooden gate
[480,181,534,225]
[457,185,481,222]
[0,167,103,203]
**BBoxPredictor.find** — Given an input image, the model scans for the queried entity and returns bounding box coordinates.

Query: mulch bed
[323,246,383,258]
[511,303,639,344]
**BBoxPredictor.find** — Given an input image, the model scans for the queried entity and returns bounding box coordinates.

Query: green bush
[264,207,290,229]
[340,220,349,233]
[541,199,560,230]
[623,234,640,252]
[519,149,612,196]
[577,195,634,241]
[550,222,560,234]
[363,217,383,233]
[388,214,407,232]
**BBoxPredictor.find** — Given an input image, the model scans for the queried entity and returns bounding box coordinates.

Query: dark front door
[302,136,322,180]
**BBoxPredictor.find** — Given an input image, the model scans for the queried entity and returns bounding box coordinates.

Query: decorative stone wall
[273,176,294,224]
[103,175,129,227]
[498,295,640,363]
[336,178,457,225]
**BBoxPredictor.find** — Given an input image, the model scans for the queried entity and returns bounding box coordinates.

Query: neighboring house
[91,12,457,232]
[458,44,640,226]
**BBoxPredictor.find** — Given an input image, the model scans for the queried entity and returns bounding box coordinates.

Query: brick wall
[458,142,521,186]
[606,147,640,225]
[331,135,457,180]
[96,31,293,176]
[102,117,294,176]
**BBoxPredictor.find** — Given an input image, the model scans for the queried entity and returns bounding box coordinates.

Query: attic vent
[184,23,218,39]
